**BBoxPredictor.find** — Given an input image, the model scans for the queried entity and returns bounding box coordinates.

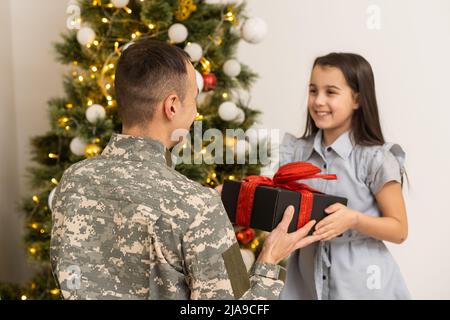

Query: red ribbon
[235,162,337,230]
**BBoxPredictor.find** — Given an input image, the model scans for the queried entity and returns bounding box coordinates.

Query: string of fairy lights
[19,0,268,299]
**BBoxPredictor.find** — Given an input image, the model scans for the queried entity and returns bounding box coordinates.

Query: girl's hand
[313,203,359,241]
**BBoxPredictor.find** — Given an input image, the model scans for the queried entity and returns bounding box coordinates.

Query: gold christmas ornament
[175,0,197,21]
[224,6,238,26]
[85,143,102,158]
[200,57,212,74]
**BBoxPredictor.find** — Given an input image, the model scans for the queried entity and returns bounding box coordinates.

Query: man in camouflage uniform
[50,39,322,299]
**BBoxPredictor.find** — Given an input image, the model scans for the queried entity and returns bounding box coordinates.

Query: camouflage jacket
[50,133,285,300]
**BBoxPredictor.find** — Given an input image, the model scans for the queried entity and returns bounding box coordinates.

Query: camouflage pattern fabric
[50,133,285,300]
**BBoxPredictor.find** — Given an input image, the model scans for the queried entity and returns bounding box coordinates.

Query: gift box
[221,162,348,234]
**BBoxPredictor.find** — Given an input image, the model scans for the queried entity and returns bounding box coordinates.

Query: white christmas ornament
[86,104,106,124]
[196,92,210,105]
[111,0,129,8]
[234,107,245,124]
[168,23,188,43]
[184,42,203,62]
[48,187,57,212]
[195,70,204,93]
[70,137,87,156]
[240,249,255,272]
[242,17,268,44]
[77,27,96,46]
[218,101,238,121]
[223,59,241,78]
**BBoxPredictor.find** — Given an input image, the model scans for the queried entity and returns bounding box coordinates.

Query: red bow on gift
[236,162,337,230]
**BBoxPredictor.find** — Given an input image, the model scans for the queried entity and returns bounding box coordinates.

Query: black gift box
[221,179,348,234]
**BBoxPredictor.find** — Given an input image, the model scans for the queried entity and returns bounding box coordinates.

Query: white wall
[239,0,450,299]
[0,0,68,283]
[0,0,24,283]
[1,0,449,298]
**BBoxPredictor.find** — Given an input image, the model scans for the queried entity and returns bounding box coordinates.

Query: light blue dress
[279,129,411,300]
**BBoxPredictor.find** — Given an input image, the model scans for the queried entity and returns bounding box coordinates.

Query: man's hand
[257,205,324,265]
[313,203,359,241]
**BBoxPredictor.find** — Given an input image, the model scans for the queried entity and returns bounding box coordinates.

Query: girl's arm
[314,181,408,244]
[354,181,408,243]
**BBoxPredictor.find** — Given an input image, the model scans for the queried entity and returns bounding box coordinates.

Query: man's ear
[162,94,180,121]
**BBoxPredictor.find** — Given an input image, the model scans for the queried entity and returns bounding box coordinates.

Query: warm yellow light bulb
[28,247,37,255]
[51,178,59,185]
[106,96,112,101]
[108,63,114,69]
[228,175,235,180]
[66,103,73,109]
[21,295,27,300]
[148,23,155,30]
[32,195,39,204]
[50,288,60,295]
[58,117,70,128]
[212,172,217,178]
[101,18,108,23]
[78,75,84,82]
[105,84,111,90]
[87,100,93,106]
[48,153,59,159]
[31,223,39,229]
[91,66,98,72]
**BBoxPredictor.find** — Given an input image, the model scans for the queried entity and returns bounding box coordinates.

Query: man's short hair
[115,39,191,128]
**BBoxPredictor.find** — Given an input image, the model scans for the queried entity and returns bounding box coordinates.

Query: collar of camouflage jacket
[102,133,173,167]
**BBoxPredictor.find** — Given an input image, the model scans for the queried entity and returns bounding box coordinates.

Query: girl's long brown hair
[302,53,385,146]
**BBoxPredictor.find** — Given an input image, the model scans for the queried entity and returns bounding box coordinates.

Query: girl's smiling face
[308,65,359,134]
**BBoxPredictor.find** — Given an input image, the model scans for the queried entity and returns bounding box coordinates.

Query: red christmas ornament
[202,73,217,91]
[236,228,255,245]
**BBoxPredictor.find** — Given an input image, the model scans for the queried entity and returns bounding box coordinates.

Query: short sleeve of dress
[366,143,406,195]
[279,133,298,166]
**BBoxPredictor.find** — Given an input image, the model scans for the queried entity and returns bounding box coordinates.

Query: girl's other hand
[313,203,359,241]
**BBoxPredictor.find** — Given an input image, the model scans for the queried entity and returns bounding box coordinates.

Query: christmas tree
[0,0,269,300]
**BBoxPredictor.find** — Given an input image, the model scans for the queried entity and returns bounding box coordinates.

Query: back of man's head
[115,39,191,129]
